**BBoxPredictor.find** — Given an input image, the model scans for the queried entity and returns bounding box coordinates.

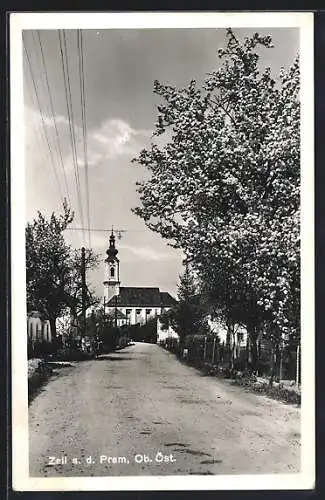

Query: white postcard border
[10,11,315,492]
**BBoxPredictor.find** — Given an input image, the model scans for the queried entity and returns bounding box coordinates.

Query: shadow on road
[96,355,135,361]
[28,366,73,405]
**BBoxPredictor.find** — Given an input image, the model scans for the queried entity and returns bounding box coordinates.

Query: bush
[230,376,300,405]
[28,359,53,400]
[28,339,58,359]
[117,336,130,348]
[54,347,93,361]
[99,326,120,352]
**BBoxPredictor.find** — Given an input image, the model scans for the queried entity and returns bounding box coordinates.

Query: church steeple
[105,229,119,263]
[103,229,120,305]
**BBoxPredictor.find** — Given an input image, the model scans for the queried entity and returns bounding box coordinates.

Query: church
[103,231,178,335]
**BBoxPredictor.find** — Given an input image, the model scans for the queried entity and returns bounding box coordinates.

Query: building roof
[160,291,178,307]
[106,287,177,308]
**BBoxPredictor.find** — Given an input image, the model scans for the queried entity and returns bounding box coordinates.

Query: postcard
[10,11,315,491]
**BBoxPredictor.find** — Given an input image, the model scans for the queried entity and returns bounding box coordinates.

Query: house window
[136,309,141,315]
[126,309,132,316]
[110,267,115,278]
[146,309,152,315]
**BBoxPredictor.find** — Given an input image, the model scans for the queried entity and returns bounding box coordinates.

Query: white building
[27,311,52,343]
[103,231,178,333]
[157,317,179,343]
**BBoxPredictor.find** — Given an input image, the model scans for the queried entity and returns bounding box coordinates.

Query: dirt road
[29,342,300,476]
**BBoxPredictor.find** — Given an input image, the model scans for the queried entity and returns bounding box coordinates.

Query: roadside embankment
[198,362,301,405]
[228,374,301,405]
[28,342,132,403]
[160,344,301,406]
[28,358,53,403]
[28,358,75,403]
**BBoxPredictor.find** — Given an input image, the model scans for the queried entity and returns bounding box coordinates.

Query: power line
[77,29,91,248]
[63,30,85,240]
[23,40,65,205]
[60,29,85,237]
[27,33,60,194]
[36,30,72,208]
[58,29,85,245]
[65,227,149,233]
[25,83,57,189]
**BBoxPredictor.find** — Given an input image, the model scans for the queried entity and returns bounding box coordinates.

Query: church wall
[103,282,120,304]
[102,232,176,333]
[105,306,172,327]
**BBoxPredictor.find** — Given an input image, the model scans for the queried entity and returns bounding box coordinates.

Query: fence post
[296,343,300,386]
[203,336,207,362]
[212,337,216,365]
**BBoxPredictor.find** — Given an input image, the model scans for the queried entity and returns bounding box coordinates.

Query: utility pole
[114,294,118,328]
[81,247,87,339]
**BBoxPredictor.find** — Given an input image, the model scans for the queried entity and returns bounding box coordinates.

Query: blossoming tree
[26,201,99,339]
[133,29,300,369]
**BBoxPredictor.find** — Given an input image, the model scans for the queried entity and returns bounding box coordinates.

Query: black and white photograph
[10,12,314,491]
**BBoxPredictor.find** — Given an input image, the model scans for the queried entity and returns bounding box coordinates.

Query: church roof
[106,287,177,307]
[160,291,178,307]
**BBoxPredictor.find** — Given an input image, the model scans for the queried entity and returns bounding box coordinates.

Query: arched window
[110,266,115,278]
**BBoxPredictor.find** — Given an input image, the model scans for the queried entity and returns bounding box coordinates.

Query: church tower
[103,230,120,304]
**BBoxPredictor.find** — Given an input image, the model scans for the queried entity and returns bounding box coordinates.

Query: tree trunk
[246,334,250,369]
[212,337,216,365]
[49,317,56,337]
[296,343,300,386]
[269,344,276,386]
[203,336,207,362]
[226,321,232,367]
[49,317,57,347]
[279,344,284,381]
[250,337,258,372]
[179,336,186,358]
[274,342,281,381]
[247,322,259,373]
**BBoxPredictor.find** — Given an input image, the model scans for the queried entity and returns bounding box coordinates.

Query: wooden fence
[162,334,301,383]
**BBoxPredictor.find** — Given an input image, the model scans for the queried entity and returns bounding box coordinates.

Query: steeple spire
[106,229,118,263]
[103,228,121,304]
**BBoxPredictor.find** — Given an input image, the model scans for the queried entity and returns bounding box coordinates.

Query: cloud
[89,233,174,262]
[118,243,174,262]
[89,118,151,161]
[25,107,69,134]
[25,105,152,172]
[42,113,69,127]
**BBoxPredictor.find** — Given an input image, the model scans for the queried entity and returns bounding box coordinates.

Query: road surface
[29,342,300,477]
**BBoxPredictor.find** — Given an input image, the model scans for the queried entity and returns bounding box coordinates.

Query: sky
[23,27,299,299]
